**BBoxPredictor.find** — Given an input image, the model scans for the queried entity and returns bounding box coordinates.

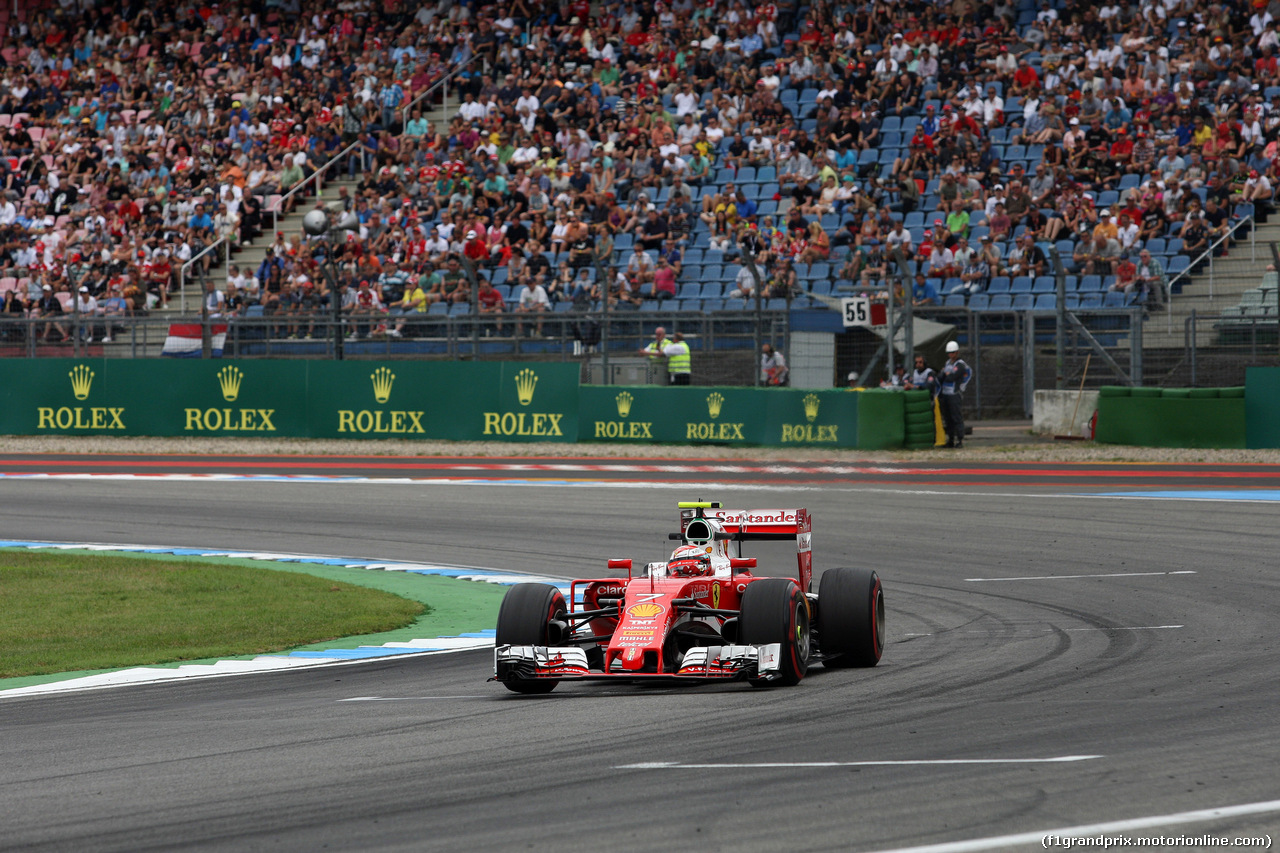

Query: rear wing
[677,503,813,591]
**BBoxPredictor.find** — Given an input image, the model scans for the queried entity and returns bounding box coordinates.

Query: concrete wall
[1032,389,1099,436]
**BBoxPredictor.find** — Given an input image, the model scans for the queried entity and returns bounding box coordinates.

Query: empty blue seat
[987,276,1011,294]
[1033,294,1057,312]
[1011,293,1034,310]
[1010,276,1033,293]
[1033,276,1056,293]
[988,294,1013,310]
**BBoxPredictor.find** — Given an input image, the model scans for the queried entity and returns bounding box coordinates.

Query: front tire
[738,578,809,687]
[495,583,567,694]
[817,568,884,668]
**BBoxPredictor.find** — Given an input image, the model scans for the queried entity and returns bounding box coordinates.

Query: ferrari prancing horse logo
[711,583,721,608]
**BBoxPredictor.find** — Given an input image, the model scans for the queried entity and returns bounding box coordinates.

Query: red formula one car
[492,501,884,693]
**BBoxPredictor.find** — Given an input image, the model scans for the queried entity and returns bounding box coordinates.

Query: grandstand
[0,0,1275,383]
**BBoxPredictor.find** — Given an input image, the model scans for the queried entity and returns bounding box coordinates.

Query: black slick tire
[495,583,567,694]
[738,578,809,687]
[817,568,884,668]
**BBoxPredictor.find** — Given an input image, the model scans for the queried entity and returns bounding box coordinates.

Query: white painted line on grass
[965,571,1197,582]
[867,797,1280,853]
[616,756,1102,770]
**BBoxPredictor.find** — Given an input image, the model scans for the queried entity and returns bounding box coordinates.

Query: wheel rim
[794,593,811,667]
[872,584,885,654]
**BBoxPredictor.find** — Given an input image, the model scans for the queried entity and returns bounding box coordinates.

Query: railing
[270,139,363,236]
[178,236,229,314]
[0,310,788,365]
[1184,309,1280,386]
[401,52,482,129]
[1165,215,1256,333]
[260,54,482,244]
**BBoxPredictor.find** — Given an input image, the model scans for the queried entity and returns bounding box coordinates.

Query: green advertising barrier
[306,361,579,441]
[1246,367,1280,448]
[1,359,579,442]
[579,386,904,448]
[1095,385,1245,448]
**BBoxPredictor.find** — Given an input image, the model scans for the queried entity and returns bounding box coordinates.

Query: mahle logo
[515,368,538,406]
[217,366,243,402]
[616,391,633,418]
[69,364,94,400]
[371,366,395,403]
[687,391,744,441]
[484,367,564,437]
[804,394,820,423]
[37,363,125,431]
[185,365,276,432]
[338,364,423,434]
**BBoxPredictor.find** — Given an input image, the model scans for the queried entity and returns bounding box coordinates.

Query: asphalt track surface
[7,452,1280,490]
[2,466,1279,852]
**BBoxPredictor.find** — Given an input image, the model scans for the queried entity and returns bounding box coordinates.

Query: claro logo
[36,364,126,431]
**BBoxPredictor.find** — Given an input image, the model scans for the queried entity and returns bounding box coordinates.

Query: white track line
[616,756,1101,769]
[867,798,1280,853]
[965,571,1197,582]
[903,626,1183,637]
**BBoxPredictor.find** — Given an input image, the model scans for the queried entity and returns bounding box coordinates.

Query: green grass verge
[0,549,509,689]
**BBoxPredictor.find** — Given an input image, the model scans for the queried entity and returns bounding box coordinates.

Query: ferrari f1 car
[492,502,884,692]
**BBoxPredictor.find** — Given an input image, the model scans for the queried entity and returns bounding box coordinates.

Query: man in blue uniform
[938,340,972,448]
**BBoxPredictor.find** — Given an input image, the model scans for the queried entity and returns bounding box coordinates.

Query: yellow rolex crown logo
[69,364,94,400]
[803,393,820,423]
[217,366,244,402]
[515,368,538,406]
[706,392,725,419]
[615,391,634,418]
[371,367,395,404]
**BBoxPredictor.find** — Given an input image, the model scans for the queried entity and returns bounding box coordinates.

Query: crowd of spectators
[0,0,1276,343]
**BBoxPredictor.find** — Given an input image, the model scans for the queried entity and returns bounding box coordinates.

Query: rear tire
[738,578,809,687]
[495,583,567,694]
[818,568,884,668]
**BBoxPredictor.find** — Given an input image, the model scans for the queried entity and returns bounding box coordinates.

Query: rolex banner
[4,359,579,442]
[577,386,905,449]
[2,360,904,447]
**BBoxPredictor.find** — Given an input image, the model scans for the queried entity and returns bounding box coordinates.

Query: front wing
[493,643,785,683]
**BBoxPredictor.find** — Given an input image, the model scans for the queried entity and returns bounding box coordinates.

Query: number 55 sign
[841,296,887,328]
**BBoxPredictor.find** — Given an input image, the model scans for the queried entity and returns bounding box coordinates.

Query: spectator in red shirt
[651,257,677,301]
[477,278,506,334]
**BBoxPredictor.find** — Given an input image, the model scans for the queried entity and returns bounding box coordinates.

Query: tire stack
[903,389,935,450]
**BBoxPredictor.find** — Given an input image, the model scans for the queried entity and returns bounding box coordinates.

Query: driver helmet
[668,544,713,577]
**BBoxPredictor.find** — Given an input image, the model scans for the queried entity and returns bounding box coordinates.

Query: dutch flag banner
[161,323,228,358]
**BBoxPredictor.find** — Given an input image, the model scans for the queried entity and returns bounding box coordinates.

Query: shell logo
[627,603,665,619]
